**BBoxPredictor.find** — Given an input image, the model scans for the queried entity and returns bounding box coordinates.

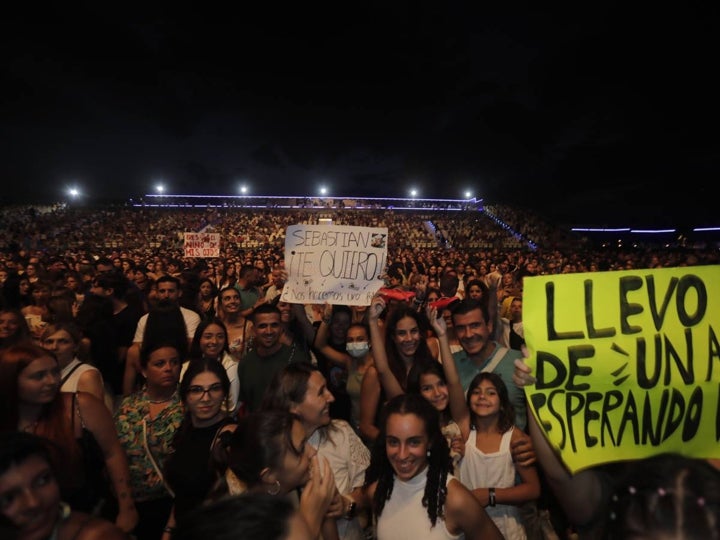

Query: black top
[164,418,231,517]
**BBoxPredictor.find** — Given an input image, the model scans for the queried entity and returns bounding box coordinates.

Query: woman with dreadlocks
[362,393,502,540]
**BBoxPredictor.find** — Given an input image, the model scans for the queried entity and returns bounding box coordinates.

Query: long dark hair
[407,359,452,426]
[172,358,231,447]
[188,317,230,360]
[144,303,188,356]
[384,304,434,391]
[607,453,720,539]
[466,371,515,433]
[260,363,338,444]
[174,492,295,540]
[364,393,451,527]
[212,410,302,496]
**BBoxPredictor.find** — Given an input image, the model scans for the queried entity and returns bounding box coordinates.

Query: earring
[267,480,281,496]
[426,449,431,457]
[58,501,71,520]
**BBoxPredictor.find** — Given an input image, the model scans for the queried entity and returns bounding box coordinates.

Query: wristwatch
[345,499,357,520]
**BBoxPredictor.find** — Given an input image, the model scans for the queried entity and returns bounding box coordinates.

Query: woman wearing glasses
[161,358,236,540]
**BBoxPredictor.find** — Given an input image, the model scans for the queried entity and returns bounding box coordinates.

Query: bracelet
[344,498,357,520]
[164,526,175,534]
[488,487,496,507]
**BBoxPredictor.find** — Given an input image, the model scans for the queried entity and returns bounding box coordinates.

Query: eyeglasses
[187,383,224,399]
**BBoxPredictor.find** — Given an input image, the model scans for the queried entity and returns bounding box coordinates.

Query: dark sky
[2,3,719,227]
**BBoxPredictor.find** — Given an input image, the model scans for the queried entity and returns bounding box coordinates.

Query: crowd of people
[1,201,719,540]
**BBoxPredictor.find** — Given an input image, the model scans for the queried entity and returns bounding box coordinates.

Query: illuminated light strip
[693,227,720,232]
[571,228,631,232]
[144,194,483,204]
[629,229,676,234]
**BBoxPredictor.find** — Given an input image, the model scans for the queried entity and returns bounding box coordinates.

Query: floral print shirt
[114,390,185,501]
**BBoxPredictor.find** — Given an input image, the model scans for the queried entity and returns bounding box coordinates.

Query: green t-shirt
[237,343,310,412]
[453,342,527,431]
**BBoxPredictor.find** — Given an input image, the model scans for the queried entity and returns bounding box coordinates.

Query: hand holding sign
[283,224,388,306]
[523,265,720,473]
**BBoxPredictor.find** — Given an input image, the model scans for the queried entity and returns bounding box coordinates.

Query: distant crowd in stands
[0,202,718,540]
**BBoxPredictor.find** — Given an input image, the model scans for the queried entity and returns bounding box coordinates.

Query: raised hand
[368,295,386,322]
[512,346,536,387]
[299,454,337,536]
[426,305,447,337]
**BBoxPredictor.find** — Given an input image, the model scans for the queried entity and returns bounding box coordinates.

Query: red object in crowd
[378,288,416,302]
[429,296,460,310]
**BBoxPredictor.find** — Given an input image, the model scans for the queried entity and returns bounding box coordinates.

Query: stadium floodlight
[464,190,473,199]
[67,186,80,199]
[409,188,418,198]
[239,184,248,195]
[155,183,165,194]
[319,186,328,196]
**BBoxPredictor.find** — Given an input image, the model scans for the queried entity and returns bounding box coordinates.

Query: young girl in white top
[431,306,540,540]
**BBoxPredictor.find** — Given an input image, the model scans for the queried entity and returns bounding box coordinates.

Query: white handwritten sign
[183,232,220,258]
[281,224,388,306]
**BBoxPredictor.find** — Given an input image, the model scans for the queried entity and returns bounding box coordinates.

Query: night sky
[2,4,718,227]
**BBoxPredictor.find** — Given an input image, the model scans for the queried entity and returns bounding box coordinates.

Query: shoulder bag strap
[142,419,175,498]
[61,361,83,386]
[481,346,508,374]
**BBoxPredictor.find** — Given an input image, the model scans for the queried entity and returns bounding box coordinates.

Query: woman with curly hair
[363,393,501,540]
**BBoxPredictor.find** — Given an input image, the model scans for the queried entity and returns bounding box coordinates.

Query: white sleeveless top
[60,358,101,393]
[376,468,462,540]
[458,427,526,540]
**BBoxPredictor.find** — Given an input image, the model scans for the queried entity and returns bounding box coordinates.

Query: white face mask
[346,341,370,358]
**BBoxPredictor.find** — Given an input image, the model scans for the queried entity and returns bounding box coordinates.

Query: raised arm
[291,302,318,346]
[358,366,381,444]
[427,305,471,440]
[513,357,604,525]
[367,295,403,399]
[312,304,350,370]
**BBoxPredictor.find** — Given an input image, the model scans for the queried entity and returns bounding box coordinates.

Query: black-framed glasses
[187,383,224,399]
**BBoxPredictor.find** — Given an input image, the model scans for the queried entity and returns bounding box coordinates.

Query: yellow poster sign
[523,265,720,473]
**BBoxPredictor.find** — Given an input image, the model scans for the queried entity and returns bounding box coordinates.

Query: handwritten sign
[523,265,720,473]
[183,232,220,258]
[281,224,388,306]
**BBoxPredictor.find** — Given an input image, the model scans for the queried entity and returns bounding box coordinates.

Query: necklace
[149,397,173,404]
[147,393,175,404]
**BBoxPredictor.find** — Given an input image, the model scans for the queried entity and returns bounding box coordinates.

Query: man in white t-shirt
[132,275,200,344]
[122,275,201,395]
